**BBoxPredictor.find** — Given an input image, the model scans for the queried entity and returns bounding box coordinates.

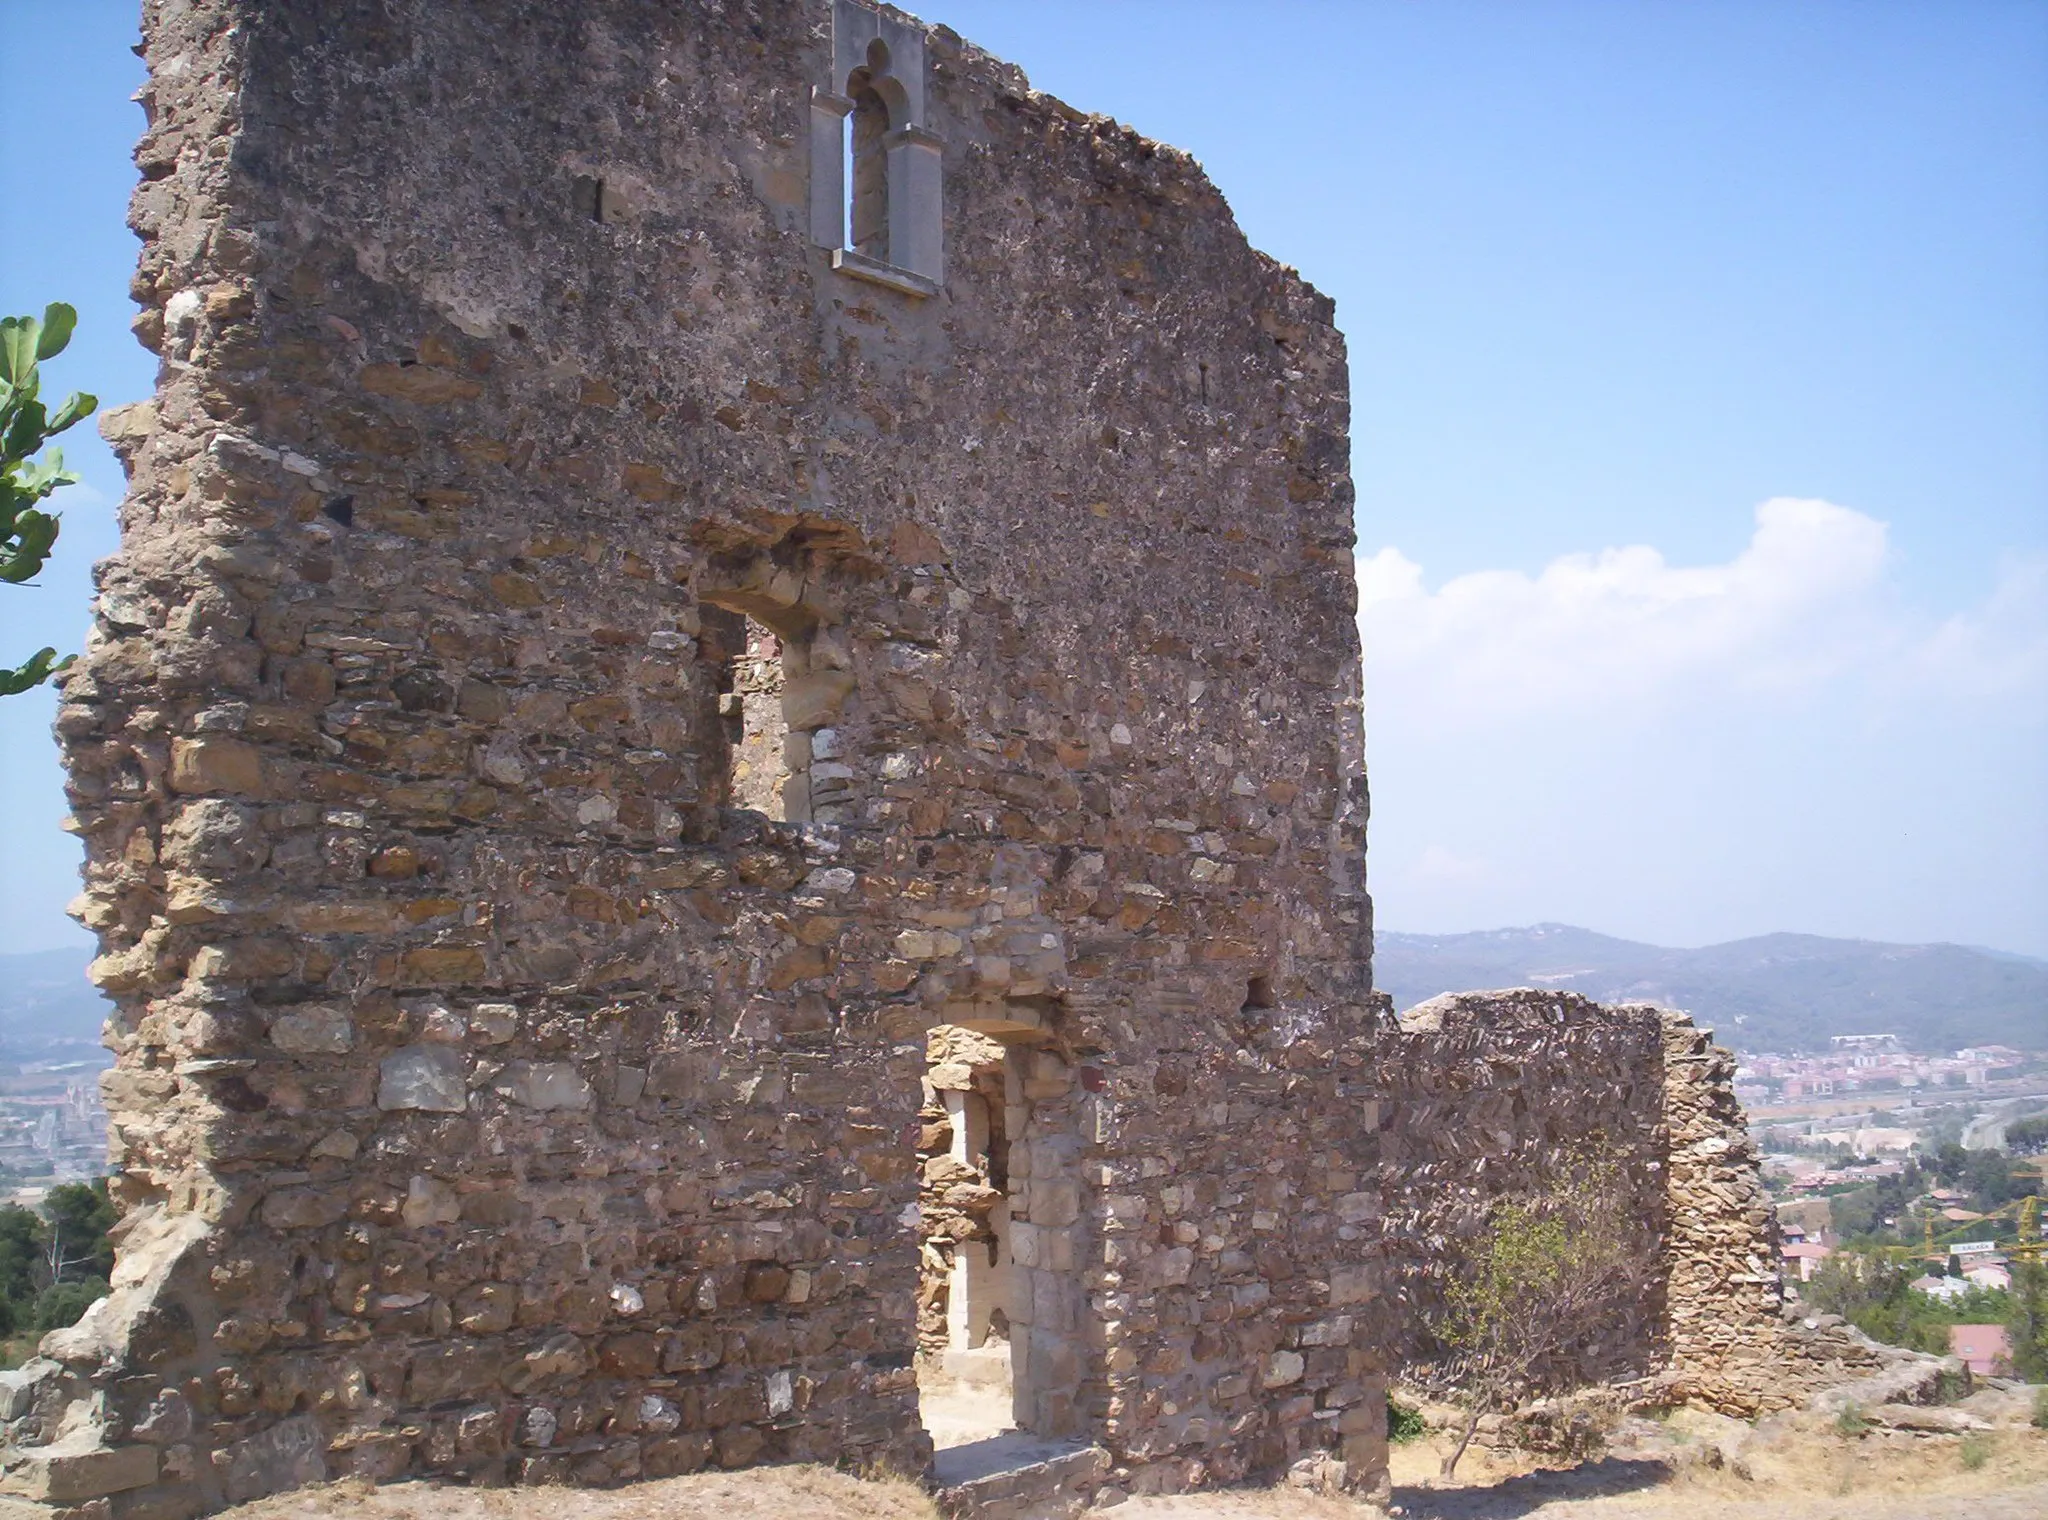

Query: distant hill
[11,930,2046,1060]
[0,946,110,1060]
[1373,924,2048,1054]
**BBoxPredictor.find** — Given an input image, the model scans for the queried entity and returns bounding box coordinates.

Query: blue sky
[2,1,2044,957]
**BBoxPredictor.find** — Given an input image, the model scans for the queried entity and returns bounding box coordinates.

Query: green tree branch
[2,302,98,695]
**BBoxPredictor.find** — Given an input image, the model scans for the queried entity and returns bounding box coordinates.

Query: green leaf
[45,391,96,437]
[0,505,59,583]
[0,316,38,388]
[9,453,76,505]
[0,647,70,698]
[3,398,45,463]
[36,304,77,361]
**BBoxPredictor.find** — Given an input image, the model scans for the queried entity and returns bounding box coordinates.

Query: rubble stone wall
[3,3,1803,1516]
[15,0,1376,1512]
[1372,991,1674,1386]
[1375,990,1832,1420]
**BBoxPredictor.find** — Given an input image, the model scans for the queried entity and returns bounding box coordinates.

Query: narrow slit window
[718,615,792,820]
[810,3,945,291]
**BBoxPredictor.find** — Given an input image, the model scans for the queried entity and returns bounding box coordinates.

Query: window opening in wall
[1236,972,1277,1047]
[846,39,893,261]
[571,174,628,225]
[714,613,794,820]
[810,3,944,293]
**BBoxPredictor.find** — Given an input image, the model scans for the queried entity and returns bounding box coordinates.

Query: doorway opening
[916,1024,1087,1449]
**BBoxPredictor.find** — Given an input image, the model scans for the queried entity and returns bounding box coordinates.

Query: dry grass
[208,1421,2048,1520]
[1370,1422,2048,1520]
[1121,1424,2048,1518]
[1115,1491,1368,1517]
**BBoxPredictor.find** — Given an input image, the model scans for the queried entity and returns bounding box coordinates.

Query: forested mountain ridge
[0,947,111,1060]
[1374,924,2048,1053]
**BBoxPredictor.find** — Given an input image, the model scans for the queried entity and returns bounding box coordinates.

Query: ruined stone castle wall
[1372,991,1811,1419]
[14,0,1375,1510]
[1657,1017,1821,1415]
[1371,991,1674,1387]
[1,4,1803,1515]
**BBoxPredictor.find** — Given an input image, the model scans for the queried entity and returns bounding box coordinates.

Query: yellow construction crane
[1910,1193,2046,1265]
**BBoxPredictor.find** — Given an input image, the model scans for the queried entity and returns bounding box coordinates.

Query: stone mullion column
[807,88,853,250]
[882,125,944,285]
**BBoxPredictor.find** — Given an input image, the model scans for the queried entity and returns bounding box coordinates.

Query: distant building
[1782,1241,1832,1282]
[1962,1260,2013,1292]
[1776,1196,1834,1241]
[1957,1045,2022,1063]
[1911,1275,1973,1303]
[1949,1324,2012,1376]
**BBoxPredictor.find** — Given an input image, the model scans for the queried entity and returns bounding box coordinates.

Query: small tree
[2009,1260,2048,1383]
[2,303,97,695]
[1431,1153,1650,1480]
[41,1180,115,1287]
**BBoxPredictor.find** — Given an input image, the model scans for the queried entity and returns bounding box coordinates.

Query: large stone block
[377,1045,467,1112]
[0,1441,157,1503]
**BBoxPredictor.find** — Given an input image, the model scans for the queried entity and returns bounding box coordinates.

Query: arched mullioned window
[845,40,897,260]
[810,0,943,296]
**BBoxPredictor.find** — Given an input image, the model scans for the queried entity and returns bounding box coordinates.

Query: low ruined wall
[1373,990,1673,1390]
[1366,991,1803,1419]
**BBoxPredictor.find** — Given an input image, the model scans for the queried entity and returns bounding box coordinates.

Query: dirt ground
[215,1420,2048,1520]
[225,1470,942,1520]
[1124,1423,2048,1519]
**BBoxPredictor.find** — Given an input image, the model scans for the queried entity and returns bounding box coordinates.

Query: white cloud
[1357,497,2045,729]
[1906,554,2048,701]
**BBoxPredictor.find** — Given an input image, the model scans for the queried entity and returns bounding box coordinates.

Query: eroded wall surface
[0,4,1806,1515]
[1373,991,1673,1389]
[7,0,1375,1510]
[1379,992,1861,1423]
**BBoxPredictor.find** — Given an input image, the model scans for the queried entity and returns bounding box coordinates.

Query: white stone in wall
[377,1044,467,1112]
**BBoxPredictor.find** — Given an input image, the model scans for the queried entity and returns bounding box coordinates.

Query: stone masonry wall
[1373,991,1673,1389]
[0,3,1801,1516]
[1375,990,1842,1422]
[7,0,1377,1512]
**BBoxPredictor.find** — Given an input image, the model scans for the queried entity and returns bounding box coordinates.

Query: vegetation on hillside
[1806,1252,2046,1380]
[2008,1114,2048,1156]
[1811,1146,2039,1248]
[1804,1256,2015,1355]
[0,1179,114,1352]
[1789,1140,2045,1378]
